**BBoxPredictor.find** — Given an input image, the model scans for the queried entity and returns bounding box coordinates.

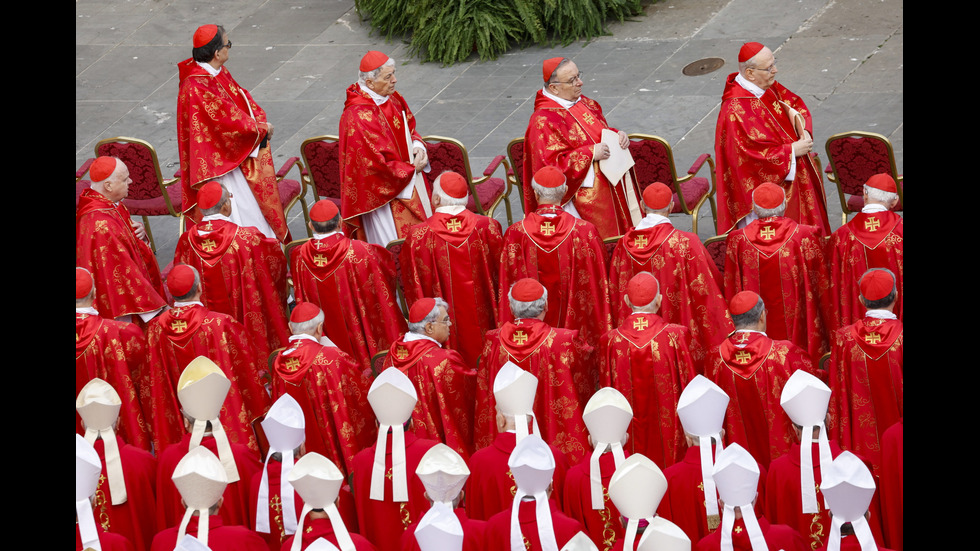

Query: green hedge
[354,0,645,66]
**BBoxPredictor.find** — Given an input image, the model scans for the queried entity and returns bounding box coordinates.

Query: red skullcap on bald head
[859,269,895,301]
[290,302,322,324]
[512,279,545,302]
[739,42,765,62]
[360,51,389,72]
[542,57,564,83]
[310,200,339,222]
[197,181,223,210]
[642,183,672,210]
[76,268,93,300]
[194,25,219,48]
[90,157,118,183]
[729,291,761,315]
[753,183,784,209]
[626,272,660,307]
[409,298,437,323]
[865,173,897,193]
[167,265,196,297]
[533,166,565,188]
[439,172,469,199]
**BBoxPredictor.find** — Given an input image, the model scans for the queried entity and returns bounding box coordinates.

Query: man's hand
[131,220,148,242]
[261,122,274,140]
[792,131,813,157]
[618,130,630,149]
[413,146,428,173]
[594,143,611,161]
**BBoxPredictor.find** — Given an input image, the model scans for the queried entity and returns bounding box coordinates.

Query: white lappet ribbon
[83,426,127,505]
[699,434,724,523]
[291,501,356,551]
[178,506,210,548]
[371,424,408,502]
[189,418,240,483]
[76,497,102,551]
[256,448,298,536]
[510,490,559,551]
[589,442,626,509]
[827,514,877,551]
[720,504,768,551]
[799,422,833,514]
[403,111,432,218]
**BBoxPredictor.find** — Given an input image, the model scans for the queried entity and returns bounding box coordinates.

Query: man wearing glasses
[523,57,641,240]
[714,42,830,235]
[176,24,291,243]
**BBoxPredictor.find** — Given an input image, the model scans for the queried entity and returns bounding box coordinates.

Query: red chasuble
[401,508,487,551]
[288,234,407,373]
[270,338,376,476]
[280,516,376,551]
[705,331,817,469]
[145,303,270,453]
[350,432,438,551]
[155,433,263,534]
[90,437,158,551]
[524,90,640,239]
[475,319,594,464]
[400,210,504,367]
[75,312,152,452]
[381,336,476,459]
[484,499,585,551]
[499,206,612,348]
[828,317,903,476]
[174,218,290,364]
[248,459,305,551]
[339,83,427,241]
[714,73,829,234]
[599,312,698,468]
[694,517,807,551]
[176,58,289,242]
[828,211,904,331]
[562,451,628,551]
[608,222,733,361]
[464,432,571,522]
[150,515,270,551]
[76,189,168,320]
[723,217,832,360]
[879,419,903,551]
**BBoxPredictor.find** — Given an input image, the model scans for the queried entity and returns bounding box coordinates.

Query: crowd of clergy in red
[76,36,903,551]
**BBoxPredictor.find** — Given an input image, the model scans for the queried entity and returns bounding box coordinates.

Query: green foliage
[356,0,647,66]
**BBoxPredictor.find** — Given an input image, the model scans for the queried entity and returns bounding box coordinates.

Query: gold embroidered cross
[285,357,301,371]
[170,320,188,333]
[540,221,556,236]
[633,317,649,331]
[633,235,648,248]
[201,239,217,252]
[446,218,462,232]
[512,330,528,345]
[395,346,409,360]
[864,217,881,231]
[734,332,751,344]
[864,332,882,344]
[312,253,329,267]
[760,226,776,240]
[734,351,752,364]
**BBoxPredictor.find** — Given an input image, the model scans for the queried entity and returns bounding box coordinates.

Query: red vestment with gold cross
[724,216,832,361]
[475,318,594,464]
[828,211,903,331]
[76,311,152,452]
[174,218,290,365]
[400,209,504,367]
[89,437,158,551]
[599,312,698,468]
[176,59,289,242]
[827,317,902,477]
[381,336,476,460]
[562,450,630,551]
[339,83,428,241]
[714,73,830,234]
[704,331,817,469]
[498,205,612,349]
[76,189,168,321]
[271,337,375,476]
[608,222,732,362]
[288,233,407,373]
[145,302,270,453]
[524,91,639,239]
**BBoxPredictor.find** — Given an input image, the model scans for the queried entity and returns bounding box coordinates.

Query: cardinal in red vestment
[499,166,612,348]
[476,278,594,464]
[76,267,153,452]
[270,302,376,476]
[723,183,833,361]
[173,181,290,366]
[399,171,504,367]
[600,272,698,469]
[77,434,139,551]
[289,199,407,374]
[714,42,829,234]
[524,57,642,239]
[146,264,270,453]
[76,157,168,323]
[704,292,818,469]
[177,24,289,242]
[77,379,158,551]
[827,269,903,477]
[381,297,476,459]
[609,183,732,361]
[828,174,904,332]
[339,50,431,245]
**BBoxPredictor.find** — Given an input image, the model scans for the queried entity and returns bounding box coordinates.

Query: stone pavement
[76,0,903,269]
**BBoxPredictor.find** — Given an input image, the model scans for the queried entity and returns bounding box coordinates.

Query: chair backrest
[94,136,167,201]
[506,138,526,210]
[824,131,899,196]
[703,234,728,275]
[422,136,472,193]
[370,351,389,378]
[627,134,679,194]
[603,235,622,267]
[300,135,342,201]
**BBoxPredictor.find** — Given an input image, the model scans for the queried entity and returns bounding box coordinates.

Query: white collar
[436,205,467,215]
[541,87,580,109]
[735,72,765,99]
[173,301,204,308]
[403,331,442,347]
[313,230,342,240]
[861,203,889,214]
[636,213,671,229]
[358,81,390,106]
[864,309,897,320]
[76,306,99,316]
[195,60,222,77]
[201,213,232,223]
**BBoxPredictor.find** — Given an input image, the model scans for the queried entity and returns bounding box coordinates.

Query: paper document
[598,129,635,184]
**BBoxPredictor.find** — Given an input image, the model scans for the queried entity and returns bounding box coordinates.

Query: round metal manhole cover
[683,57,725,76]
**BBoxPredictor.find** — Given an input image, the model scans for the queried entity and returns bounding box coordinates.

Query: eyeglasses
[750,60,776,74]
[551,72,584,86]
[221,40,232,50]
[432,318,453,327]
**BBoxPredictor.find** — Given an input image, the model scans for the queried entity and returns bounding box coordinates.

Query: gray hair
[199,184,231,217]
[864,184,899,205]
[358,57,395,85]
[508,286,549,320]
[407,297,449,334]
[753,200,786,219]
[531,181,568,204]
[732,296,765,329]
[432,172,469,207]
[289,308,325,336]
[546,58,573,85]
